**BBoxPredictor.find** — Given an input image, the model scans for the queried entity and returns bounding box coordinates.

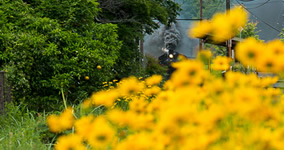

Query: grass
[0,99,120,150]
[0,103,49,150]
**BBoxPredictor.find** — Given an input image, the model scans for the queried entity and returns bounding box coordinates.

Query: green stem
[61,88,67,109]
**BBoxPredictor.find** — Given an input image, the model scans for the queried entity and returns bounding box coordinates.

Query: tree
[279,28,284,41]
[0,0,121,111]
[235,21,260,40]
[179,0,225,19]
[95,0,181,78]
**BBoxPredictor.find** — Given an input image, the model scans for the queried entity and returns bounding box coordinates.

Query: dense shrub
[0,0,121,111]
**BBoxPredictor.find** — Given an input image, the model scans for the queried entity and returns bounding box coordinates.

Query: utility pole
[226,0,232,58]
[199,0,203,51]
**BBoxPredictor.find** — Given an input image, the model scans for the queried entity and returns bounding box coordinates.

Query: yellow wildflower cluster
[212,56,231,71]
[236,38,284,73]
[51,115,115,150]
[46,5,284,150]
[80,75,163,109]
[48,64,284,150]
[46,107,75,133]
[145,74,163,86]
[188,6,248,43]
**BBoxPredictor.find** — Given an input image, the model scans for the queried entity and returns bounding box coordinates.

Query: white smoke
[163,23,181,51]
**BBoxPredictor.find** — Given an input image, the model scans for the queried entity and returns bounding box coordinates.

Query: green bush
[0,0,121,111]
[144,55,168,77]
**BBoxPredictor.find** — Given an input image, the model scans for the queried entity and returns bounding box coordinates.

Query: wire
[235,0,281,33]
[245,0,271,9]
[243,0,282,5]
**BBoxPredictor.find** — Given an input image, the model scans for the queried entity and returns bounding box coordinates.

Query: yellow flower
[118,76,145,96]
[58,107,75,131]
[87,116,115,149]
[129,97,148,114]
[188,7,248,43]
[211,56,231,71]
[228,6,248,30]
[188,20,212,38]
[54,134,86,150]
[115,132,154,150]
[256,51,279,72]
[107,109,130,127]
[46,107,75,133]
[211,13,233,43]
[74,115,95,140]
[236,37,263,66]
[171,60,206,87]
[145,75,163,86]
[267,40,284,56]
[144,86,161,96]
[91,89,120,107]
[262,40,284,72]
[46,114,62,133]
[259,76,279,88]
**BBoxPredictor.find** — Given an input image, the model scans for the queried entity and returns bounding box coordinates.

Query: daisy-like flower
[54,134,86,150]
[74,115,95,140]
[145,75,163,86]
[236,37,263,66]
[87,116,115,149]
[188,20,212,38]
[211,13,233,43]
[118,76,145,97]
[211,56,231,71]
[228,6,248,31]
[91,89,120,107]
[46,107,75,133]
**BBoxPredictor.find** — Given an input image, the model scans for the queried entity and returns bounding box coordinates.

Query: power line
[235,0,281,33]
[246,0,271,9]
[243,0,283,5]
[176,19,202,20]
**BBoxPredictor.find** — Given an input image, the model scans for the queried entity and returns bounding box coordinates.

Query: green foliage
[235,22,260,40]
[96,0,181,78]
[0,103,48,150]
[0,0,121,111]
[279,28,284,42]
[144,55,168,76]
[180,0,225,19]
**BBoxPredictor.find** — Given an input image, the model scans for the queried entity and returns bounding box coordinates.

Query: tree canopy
[0,0,180,111]
[179,0,226,19]
[95,0,181,78]
[0,0,122,111]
